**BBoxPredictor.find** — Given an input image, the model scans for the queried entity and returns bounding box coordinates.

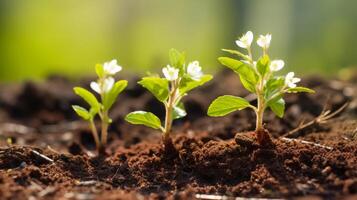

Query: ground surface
[0,71,356,200]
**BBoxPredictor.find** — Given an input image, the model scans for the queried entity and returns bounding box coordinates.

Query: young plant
[72,59,127,152]
[125,49,212,151]
[207,31,314,145]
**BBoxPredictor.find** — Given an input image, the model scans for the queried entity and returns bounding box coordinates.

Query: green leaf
[287,87,315,93]
[172,102,186,120]
[179,74,212,95]
[218,57,258,92]
[268,98,285,118]
[138,77,169,102]
[125,111,163,130]
[95,64,105,78]
[256,55,270,77]
[207,95,251,117]
[264,76,285,100]
[221,49,250,60]
[72,105,91,120]
[169,48,185,74]
[73,87,100,112]
[103,80,128,110]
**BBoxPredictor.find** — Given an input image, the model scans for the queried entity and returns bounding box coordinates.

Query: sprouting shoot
[72,59,127,153]
[208,31,314,145]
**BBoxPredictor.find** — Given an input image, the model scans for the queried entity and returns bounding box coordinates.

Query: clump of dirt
[0,71,356,199]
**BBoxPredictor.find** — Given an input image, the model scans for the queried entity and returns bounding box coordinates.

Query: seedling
[207,31,314,145]
[72,59,127,152]
[125,49,212,151]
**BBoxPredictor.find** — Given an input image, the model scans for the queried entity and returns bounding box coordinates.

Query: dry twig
[31,150,54,163]
[280,137,333,150]
[283,102,348,138]
[195,194,285,200]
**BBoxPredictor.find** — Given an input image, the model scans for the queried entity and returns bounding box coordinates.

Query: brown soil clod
[256,128,274,148]
[234,132,257,148]
[161,136,179,160]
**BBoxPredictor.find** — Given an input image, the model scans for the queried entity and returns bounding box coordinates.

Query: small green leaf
[218,57,258,92]
[95,64,105,78]
[138,77,169,102]
[169,48,185,74]
[208,95,251,117]
[103,80,128,110]
[125,111,162,130]
[172,102,186,119]
[287,87,315,93]
[72,105,91,120]
[221,49,250,60]
[264,76,285,100]
[89,108,99,117]
[179,74,212,95]
[268,98,285,118]
[73,87,100,111]
[256,55,270,77]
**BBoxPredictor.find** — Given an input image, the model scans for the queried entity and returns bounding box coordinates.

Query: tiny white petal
[103,59,122,75]
[103,77,115,92]
[257,34,272,49]
[187,61,203,81]
[285,72,300,88]
[236,31,253,49]
[131,111,147,114]
[174,106,187,117]
[162,65,179,81]
[292,77,301,83]
[90,81,101,94]
[270,60,285,71]
[235,40,244,48]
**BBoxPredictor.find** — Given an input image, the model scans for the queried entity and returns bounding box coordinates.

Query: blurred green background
[0,0,356,82]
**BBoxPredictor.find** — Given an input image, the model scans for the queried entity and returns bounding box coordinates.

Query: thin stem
[263,47,267,56]
[247,47,253,64]
[163,79,180,138]
[100,111,109,146]
[163,104,172,138]
[98,75,110,149]
[255,67,266,132]
[255,92,265,132]
[89,120,101,151]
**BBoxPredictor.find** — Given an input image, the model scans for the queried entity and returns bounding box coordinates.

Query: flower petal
[163,65,179,81]
[187,61,203,81]
[90,81,101,94]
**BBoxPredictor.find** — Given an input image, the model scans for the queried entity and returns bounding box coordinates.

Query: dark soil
[0,71,356,200]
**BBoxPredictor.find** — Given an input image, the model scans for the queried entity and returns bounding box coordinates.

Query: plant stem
[164,105,173,138]
[89,120,101,151]
[255,74,273,146]
[100,111,109,147]
[247,47,253,62]
[255,93,264,132]
[163,80,179,139]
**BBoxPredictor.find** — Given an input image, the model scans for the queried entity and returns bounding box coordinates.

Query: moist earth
[0,71,356,200]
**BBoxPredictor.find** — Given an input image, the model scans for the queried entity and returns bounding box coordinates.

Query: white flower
[257,34,272,49]
[103,59,122,75]
[162,65,179,81]
[90,77,115,94]
[235,31,253,49]
[285,72,301,88]
[187,61,203,81]
[270,60,285,71]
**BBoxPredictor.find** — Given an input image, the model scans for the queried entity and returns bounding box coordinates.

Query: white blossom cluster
[236,31,300,88]
[90,59,122,94]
